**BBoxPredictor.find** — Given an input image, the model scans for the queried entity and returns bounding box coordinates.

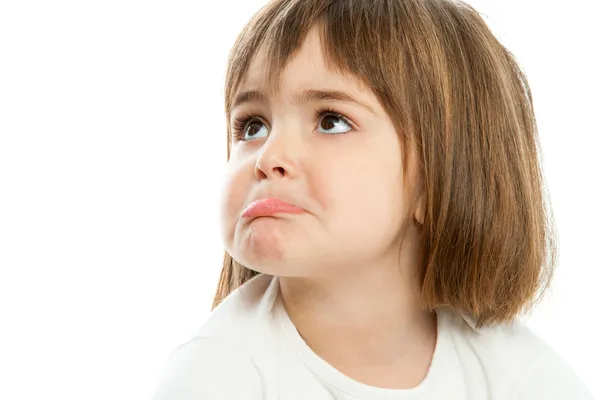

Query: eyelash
[230,107,354,141]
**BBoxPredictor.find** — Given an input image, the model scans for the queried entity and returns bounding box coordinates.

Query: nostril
[273,166,285,176]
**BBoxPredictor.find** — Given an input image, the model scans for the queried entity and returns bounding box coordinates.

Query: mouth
[241,197,306,219]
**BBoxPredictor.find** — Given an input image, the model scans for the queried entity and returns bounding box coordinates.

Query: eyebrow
[231,89,376,114]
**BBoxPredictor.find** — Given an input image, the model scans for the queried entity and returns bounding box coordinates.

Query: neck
[278,258,437,388]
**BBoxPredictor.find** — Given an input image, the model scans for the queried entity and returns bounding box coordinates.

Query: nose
[254,129,300,181]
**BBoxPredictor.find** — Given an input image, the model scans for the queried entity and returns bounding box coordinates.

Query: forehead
[239,27,373,103]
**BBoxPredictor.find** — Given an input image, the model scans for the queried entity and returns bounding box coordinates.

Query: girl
[154,0,593,398]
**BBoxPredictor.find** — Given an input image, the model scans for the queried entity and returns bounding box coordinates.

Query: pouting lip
[240,197,307,219]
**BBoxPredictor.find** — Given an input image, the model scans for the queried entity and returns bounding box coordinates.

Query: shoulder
[151,337,264,400]
[195,273,277,339]
[514,352,593,399]
[443,310,593,399]
[152,274,278,400]
[508,328,593,399]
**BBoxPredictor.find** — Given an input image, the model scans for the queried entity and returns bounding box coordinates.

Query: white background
[0,0,598,399]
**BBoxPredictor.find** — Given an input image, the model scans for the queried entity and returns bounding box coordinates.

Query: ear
[406,143,425,226]
[414,189,425,226]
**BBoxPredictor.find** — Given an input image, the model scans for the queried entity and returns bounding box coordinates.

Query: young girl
[154,0,593,398]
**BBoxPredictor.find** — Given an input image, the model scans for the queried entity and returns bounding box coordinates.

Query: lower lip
[241,198,305,218]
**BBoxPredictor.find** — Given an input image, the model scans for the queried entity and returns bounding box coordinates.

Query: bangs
[223,0,409,117]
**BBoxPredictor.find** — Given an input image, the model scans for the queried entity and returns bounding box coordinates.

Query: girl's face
[220,27,412,278]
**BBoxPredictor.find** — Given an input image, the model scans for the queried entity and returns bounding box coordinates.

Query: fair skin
[220,26,436,389]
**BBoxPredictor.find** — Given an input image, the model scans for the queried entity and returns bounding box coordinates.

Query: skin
[219,26,437,389]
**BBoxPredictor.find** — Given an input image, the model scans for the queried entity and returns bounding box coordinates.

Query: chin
[231,218,296,260]
[228,217,326,277]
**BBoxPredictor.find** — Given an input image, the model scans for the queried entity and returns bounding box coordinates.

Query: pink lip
[241,198,305,218]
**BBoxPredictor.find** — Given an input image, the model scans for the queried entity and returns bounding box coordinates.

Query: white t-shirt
[152,274,593,400]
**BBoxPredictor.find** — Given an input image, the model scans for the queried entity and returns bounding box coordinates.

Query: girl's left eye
[316,110,353,135]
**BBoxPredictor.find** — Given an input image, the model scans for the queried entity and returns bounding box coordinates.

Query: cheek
[316,153,388,205]
[314,148,404,234]
[219,161,253,243]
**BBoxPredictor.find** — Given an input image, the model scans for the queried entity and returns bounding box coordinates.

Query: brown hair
[212,0,557,327]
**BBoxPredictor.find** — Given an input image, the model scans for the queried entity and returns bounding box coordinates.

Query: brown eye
[244,119,268,140]
[320,115,339,130]
[317,112,352,135]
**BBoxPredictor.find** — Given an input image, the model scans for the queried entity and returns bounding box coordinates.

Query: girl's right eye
[231,115,269,141]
